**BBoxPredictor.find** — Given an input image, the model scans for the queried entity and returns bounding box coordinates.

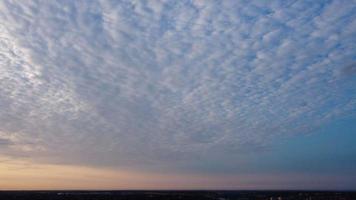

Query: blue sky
[0,0,355,189]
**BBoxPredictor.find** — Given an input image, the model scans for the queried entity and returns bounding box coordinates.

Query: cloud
[338,63,356,78]
[0,138,12,146]
[0,0,355,173]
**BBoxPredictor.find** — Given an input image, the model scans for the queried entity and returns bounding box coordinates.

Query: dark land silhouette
[0,190,355,200]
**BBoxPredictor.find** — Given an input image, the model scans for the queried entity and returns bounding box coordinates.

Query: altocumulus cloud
[0,0,355,172]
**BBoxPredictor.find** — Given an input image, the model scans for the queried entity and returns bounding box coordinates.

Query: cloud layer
[0,0,355,172]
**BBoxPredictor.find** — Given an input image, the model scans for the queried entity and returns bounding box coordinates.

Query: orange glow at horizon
[0,156,247,190]
[0,157,144,190]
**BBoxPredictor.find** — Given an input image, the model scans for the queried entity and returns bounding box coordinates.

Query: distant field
[0,191,355,200]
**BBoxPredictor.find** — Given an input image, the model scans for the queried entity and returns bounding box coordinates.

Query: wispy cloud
[0,138,12,146]
[0,0,355,173]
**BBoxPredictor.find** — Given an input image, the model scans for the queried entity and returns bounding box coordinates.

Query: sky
[0,0,355,190]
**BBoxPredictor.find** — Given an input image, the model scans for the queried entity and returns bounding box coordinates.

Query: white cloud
[0,0,355,172]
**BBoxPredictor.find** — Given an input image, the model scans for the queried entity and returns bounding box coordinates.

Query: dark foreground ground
[0,191,355,200]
